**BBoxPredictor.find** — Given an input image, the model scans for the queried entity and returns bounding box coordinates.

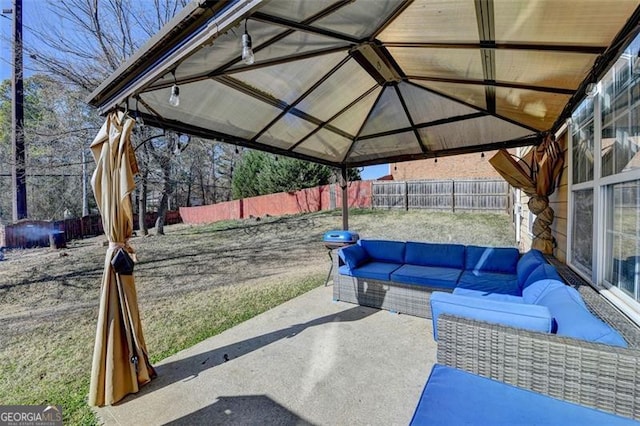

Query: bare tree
[0,75,102,221]
[23,0,190,232]
[26,0,187,91]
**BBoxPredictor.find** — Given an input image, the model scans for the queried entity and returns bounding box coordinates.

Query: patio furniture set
[332,238,640,424]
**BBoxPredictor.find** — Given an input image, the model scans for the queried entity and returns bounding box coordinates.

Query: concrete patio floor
[95,285,437,425]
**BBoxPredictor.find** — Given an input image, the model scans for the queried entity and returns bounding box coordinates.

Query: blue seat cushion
[360,239,405,264]
[390,264,461,289]
[517,249,547,287]
[465,245,519,274]
[523,263,563,289]
[339,244,369,269]
[410,364,639,426]
[453,287,524,303]
[350,261,402,281]
[456,270,520,296]
[536,285,628,347]
[404,242,465,269]
[430,292,553,340]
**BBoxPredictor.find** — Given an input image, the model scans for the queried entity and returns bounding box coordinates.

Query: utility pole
[10,0,27,220]
[82,149,89,216]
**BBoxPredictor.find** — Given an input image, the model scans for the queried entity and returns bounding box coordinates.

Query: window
[571,189,593,276]
[571,98,594,184]
[604,180,640,299]
[570,33,640,312]
[600,49,640,178]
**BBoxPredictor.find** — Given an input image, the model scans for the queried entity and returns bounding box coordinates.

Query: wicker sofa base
[437,314,640,420]
[332,272,451,319]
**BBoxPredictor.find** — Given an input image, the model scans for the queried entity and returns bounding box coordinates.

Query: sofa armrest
[436,314,640,420]
[430,292,553,340]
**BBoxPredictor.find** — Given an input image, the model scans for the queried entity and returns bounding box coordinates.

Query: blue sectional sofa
[335,239,548,318]
[338,240,524,295]
[334,239,627,347]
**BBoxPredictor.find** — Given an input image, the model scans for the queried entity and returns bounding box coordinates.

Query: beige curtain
[490,135,564,254]
[488,149,536,195]
[88,111,155,406]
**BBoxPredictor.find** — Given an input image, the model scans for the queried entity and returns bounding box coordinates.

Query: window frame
[568,41,640,322]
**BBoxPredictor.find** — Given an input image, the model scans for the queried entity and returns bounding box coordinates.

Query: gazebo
[87,0,640,229]
[85,0,640,409]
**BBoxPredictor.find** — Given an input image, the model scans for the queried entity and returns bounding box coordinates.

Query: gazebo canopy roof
[87,0,640,168]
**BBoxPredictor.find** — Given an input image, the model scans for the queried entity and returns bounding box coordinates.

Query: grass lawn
[0,209,515,424]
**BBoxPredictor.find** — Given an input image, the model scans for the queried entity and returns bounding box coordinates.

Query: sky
[1,0,39,82]
[0,0,390,180]
[360,164,389,180]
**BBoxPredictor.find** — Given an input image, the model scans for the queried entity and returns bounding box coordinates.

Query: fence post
[451,179,456,213]
[404,181,409,211]
[330,184,336,210]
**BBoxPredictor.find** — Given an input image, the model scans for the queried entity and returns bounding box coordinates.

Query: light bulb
[169,84,180,106]
[242,32,254,65]
[136,114,144,126]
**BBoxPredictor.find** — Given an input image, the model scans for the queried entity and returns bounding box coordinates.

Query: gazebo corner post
[340,165,348,231]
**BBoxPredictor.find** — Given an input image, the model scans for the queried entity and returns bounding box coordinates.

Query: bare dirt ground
[0,209,515,336]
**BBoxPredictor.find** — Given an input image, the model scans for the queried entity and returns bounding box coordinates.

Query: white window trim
[567,63,640,320]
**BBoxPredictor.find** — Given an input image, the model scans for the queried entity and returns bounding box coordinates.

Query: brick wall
[391,150,506,180]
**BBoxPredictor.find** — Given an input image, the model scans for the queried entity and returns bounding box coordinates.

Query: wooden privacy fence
[179,181,372,224]
[0,211,182,249]
[372,179,509,213]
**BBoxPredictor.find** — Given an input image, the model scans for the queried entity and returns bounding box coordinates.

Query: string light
[242,20,254,65]
[169,70,180,106]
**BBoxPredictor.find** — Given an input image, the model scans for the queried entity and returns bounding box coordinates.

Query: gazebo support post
[341,165,349,231]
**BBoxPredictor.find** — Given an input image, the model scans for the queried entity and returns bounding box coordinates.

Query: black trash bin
[49,231,67,249]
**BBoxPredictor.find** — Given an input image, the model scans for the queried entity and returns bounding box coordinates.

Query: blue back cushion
[522,279,566,304]
[465,245,519,274]
[456,271,520,296]
[516,249,546,287]
[404,242,465,268]
[523,264,563,289]
[360,239,405,264]
[430,292,553,340]
[536,285,628,347]
[340,244,369,269]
